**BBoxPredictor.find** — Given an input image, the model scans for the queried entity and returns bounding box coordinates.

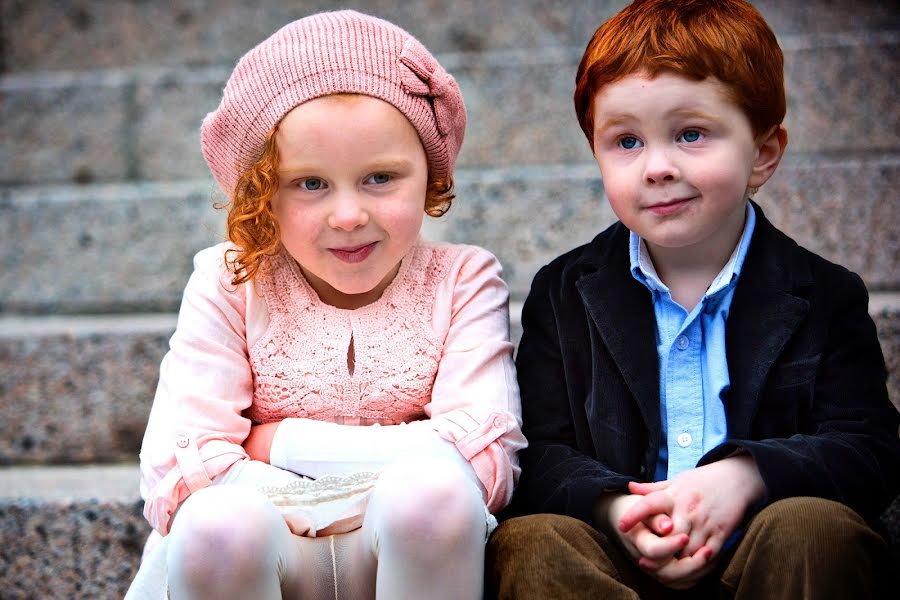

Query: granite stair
[1,1,898,597]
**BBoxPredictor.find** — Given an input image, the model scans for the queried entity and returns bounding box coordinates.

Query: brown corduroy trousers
[486,497,887,600]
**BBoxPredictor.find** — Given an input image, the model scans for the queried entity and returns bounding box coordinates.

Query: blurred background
[0,1,897,596]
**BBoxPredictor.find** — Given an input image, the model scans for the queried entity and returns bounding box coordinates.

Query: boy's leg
[719,497,886,600]
[485,513,642,599]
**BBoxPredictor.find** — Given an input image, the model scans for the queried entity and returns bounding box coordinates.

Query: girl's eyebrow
[278,157,415,177]
[366,158,415,171]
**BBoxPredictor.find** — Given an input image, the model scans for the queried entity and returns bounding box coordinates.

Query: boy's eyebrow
[665,108,720,122]
[596,109,722,133]
[594,115,634,133]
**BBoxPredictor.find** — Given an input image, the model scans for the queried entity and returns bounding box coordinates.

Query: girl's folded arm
[139,247,257,535]
[426,246,527,512]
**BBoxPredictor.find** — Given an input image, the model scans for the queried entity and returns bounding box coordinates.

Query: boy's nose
[327,192,370,231]
[643,148,679,185]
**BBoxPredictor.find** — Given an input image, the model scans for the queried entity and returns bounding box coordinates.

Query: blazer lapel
[725,204,811,437]
[576,227,661,438]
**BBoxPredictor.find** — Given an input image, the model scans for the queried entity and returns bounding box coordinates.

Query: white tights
[166,459,487,600]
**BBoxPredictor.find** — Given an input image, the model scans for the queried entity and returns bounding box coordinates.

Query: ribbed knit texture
[201,10,466,197]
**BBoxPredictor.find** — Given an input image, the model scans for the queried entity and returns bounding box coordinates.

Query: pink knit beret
[201,10,467,197]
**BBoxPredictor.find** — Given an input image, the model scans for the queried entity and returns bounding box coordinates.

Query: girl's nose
[643,147,679,185]
[327,192,370,231]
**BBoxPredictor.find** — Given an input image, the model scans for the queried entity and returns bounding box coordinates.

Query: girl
[126,10,525,600]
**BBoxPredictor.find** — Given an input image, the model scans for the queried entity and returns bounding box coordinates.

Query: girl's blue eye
[367,173,391,185]
[679,130,702,143]
[619,136,641,150]
[300,178,323,191]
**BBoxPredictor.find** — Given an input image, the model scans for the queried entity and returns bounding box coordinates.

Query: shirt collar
[629,203,757,297]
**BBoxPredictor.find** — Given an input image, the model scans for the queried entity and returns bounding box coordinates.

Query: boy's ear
[748,125,788,189]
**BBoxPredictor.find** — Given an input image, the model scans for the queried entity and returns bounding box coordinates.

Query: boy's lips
[646,196,696,216]
[329,242,377,263]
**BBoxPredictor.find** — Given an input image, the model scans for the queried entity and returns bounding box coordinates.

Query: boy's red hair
[574,0,785,148]
[221,126,454,286]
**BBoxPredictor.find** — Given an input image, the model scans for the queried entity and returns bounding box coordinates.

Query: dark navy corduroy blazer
[512,202,900,529]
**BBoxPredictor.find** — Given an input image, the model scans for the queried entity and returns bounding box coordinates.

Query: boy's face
[591,72,778,260]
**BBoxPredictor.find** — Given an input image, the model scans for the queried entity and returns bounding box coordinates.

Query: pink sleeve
[138,246,254,535]
[427,247,527,512]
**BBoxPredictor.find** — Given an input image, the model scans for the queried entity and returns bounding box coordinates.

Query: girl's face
[271,95,428,309]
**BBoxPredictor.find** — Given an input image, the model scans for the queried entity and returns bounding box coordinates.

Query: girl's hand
[243,422,281,464]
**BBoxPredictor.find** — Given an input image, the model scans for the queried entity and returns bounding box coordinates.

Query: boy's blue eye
[367,173,391,184]
[619,136,641,150]
[679,130,702,143]
[300,178,323,191]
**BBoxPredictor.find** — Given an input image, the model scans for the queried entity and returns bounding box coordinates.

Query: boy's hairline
[574,0,786,147]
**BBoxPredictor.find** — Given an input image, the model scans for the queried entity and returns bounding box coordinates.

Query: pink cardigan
[139,240,526,535]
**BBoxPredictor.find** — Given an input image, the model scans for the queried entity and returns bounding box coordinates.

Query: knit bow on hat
[398,39,464,140]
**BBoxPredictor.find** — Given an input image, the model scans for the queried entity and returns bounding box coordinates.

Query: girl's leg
[361,458,488,600]
[166,485,306,600]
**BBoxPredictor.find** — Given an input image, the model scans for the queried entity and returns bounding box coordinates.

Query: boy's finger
[632,530,688,561]
[618,492,673,532]
[651,546,714,587]
[628,480,668,495]
[637,556,666,571]
[685,534,723,562]
[648,513,673,535]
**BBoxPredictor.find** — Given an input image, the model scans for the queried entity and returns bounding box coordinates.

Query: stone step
[0,314,175,465]
[2,155,898,314]
[1,295,898,465]
[4,1,899,73]
[0,464,147,599]
[2,35,897,185]
[1,463,899,599]
[0,181,224,314]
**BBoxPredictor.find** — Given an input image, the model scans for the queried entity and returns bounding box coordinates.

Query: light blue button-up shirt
[630,204,756,481]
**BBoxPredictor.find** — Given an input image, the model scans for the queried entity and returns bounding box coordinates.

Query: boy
[487,0,900,597]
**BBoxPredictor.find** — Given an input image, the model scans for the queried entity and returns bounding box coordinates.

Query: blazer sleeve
[701,270,900,523]
[513,263,637,525]
[138,247,255,535]
[426,247,527,513]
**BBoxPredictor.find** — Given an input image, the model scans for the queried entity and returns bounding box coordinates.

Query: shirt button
[176,435,189,448]
[492,416,505,429]
[676,335,689,350]
[677,432,692,447]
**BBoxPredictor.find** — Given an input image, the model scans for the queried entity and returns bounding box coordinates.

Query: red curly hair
[574,0,785,149]
[220,125,455,286]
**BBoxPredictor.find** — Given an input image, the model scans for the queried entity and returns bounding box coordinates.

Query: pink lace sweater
[139,240,526,535]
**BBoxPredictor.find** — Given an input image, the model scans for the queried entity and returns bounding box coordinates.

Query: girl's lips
[329,242,377,264]
[647,197,695,216]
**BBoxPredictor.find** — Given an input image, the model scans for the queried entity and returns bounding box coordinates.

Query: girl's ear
[748,125,788,189]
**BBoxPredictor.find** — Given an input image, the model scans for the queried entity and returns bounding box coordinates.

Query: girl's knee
[168,485,285,583]
[371,459,485,550]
